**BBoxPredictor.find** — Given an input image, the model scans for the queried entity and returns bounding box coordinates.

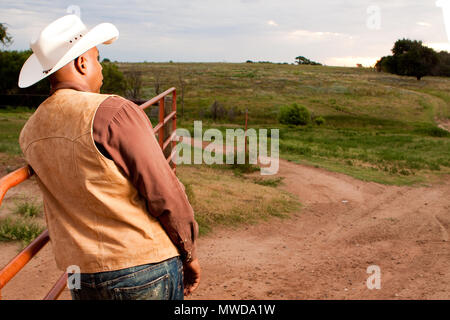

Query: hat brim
[18,22,119,88]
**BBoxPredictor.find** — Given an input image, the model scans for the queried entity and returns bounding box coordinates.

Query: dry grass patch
[176,164,300,235]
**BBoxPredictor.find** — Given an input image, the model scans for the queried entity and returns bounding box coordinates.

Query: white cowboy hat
[18,14,119,88]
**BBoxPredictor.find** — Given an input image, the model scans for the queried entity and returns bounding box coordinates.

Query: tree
[0,23,12,47]
[0,50,49,94]
[392,38,419,56]
[375,55,398,74]
[394,39,438,80]
[100,61,127,95]
[434,51,450,77]
[375,39,439,80]
[152,66,162,96]
[124,67,143,100]
[295,56,321,65]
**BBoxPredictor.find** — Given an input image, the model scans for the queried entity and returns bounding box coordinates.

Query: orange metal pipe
[166,149,177,165]
[43,272,67,300]
[0,166,33,206]
[158,96,165,149]
[163,131,178,151]
[244,108,248,155]
[153,110,176,133]
[172,90,177,172]
[138,87,176,110]
[0,230,50,298]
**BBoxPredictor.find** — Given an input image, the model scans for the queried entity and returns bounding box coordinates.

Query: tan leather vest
[19,89,179,273]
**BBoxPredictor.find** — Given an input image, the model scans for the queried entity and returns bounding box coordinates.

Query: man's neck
[50,81,92,95]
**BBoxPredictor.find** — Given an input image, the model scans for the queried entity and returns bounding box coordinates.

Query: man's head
[18,15,118,89]
[50,47,103,93]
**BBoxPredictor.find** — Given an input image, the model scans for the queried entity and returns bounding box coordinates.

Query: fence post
[163,96,173,160]
[158,98,165,149]
[172,90,177,172]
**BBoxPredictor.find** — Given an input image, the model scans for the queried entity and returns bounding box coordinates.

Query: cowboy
[18,14,200,300]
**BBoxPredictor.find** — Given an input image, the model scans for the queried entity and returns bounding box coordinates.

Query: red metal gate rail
[0,88,177,300]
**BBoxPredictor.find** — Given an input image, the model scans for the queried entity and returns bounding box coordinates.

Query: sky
[1,0,449,67]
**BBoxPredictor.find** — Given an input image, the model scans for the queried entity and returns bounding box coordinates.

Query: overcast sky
[1,0,449,66]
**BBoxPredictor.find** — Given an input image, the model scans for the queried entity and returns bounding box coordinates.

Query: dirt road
[1,159,449,299]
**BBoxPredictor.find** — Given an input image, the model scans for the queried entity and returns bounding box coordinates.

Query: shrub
[209,100,227,121]
[14,199,42,218]
[0,217,44,247]
[0,50,50,95]
[278,103,310,126]
[315,116,326,126]
[414,126,450,137]
[100,61,127,96]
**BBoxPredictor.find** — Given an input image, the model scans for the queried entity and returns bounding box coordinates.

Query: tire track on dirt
[187,160,449,300]
[1,159,449,299]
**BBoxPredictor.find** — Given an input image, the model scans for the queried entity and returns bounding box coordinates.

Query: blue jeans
[69,256,184,300]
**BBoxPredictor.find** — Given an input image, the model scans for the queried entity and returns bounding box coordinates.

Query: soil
[437,118,450,132]
[0,159,449,300]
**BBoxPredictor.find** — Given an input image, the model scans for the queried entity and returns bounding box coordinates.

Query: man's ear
[74,55,87,75]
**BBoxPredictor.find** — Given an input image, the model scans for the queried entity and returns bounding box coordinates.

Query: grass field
[120,62,450,123]
[177,164,299,235]
[0,63,450,244]
[2,63,450,185]
[175,120,450,185]
[118,62,450,185]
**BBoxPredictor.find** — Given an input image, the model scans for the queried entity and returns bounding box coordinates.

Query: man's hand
[183,258,201,296]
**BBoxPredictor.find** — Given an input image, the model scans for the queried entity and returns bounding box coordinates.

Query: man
[18,14,200,300]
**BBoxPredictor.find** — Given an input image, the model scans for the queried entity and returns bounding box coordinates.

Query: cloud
[1,0,449,65]
[286,29,354,41]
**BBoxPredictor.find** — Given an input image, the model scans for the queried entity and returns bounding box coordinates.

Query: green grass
[176,118,450,185]
[0,107,34,155]
[13,199,42,218]
[0,217,44,247]
[0,63,448,244]
[251,177,284,187]
[118,62,450,125]
[277,123,450,185]
[177,164,300,236]
[1,62,450,186]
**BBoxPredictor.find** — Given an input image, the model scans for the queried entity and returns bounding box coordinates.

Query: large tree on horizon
[376,38,439,80]
[295,56,321,66]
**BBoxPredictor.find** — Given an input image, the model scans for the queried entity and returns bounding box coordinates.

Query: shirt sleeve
[93,96,198,262]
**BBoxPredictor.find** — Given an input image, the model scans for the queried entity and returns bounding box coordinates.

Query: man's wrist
[181,245,197,264]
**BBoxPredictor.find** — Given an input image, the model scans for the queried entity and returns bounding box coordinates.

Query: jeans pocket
[113,273,170,300]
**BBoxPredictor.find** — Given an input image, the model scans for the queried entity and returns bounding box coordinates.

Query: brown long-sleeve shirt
[50,82,198,263]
